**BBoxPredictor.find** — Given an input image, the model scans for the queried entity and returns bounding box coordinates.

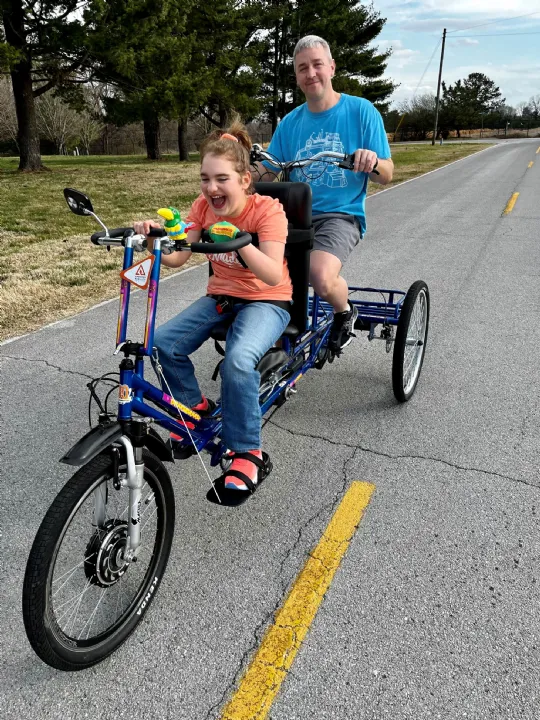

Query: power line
[447,10,540,34]
[412,38,441,97]
[451,31,540,38]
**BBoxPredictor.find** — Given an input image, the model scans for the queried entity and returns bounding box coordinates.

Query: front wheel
[22,449,175,671]
[392,281,430,402]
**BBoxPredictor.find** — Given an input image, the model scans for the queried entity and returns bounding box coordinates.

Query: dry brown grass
[0,144,485,342]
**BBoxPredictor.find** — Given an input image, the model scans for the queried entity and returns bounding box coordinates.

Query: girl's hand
[133,220,161,252]
[133,220,161,237]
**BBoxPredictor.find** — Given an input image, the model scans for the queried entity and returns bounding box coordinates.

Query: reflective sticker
[118,384,133,404]
[120,255,155,290]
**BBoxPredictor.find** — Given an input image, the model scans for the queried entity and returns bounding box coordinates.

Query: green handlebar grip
[208,221,239,243]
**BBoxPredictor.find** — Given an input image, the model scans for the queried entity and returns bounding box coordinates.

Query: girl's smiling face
[200,153,251,218]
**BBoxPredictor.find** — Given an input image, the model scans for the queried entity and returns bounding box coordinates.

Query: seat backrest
[254,182,313,333]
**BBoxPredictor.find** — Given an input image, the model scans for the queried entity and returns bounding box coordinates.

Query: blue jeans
[152,296,290,452]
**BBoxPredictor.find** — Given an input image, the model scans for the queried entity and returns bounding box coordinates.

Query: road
[1,138,539,719]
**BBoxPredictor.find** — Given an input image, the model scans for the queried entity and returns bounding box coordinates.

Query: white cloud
[378,39,421,67]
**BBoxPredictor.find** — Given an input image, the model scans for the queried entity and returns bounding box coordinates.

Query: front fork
[92,435,144,560]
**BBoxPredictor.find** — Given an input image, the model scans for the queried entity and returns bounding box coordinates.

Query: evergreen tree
[1,1,89,170]
[194,1,267,129]
[260,0,395,130]
[441,73,504,137]
[86,0,191,160]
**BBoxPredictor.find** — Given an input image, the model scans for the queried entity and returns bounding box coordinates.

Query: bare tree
[36,93,80,154]
[0,78,19,147]
[529,95,540,120]
[77,110,104,154]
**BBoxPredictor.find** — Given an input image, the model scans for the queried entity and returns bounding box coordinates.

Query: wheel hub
[84,519,129,588]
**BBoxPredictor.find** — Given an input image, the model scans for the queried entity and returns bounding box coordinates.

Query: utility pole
[432,28,447,146]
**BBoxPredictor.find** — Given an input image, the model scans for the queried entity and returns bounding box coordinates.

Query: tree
[528,94,540,121]
[397,94,436,140]
[36,93,80,153]
[85,0,194,160]
[0,76,17,147]
[260,0,395,130]
[194,1,267,130]
[441,73,504,137]
[1,1,90,170]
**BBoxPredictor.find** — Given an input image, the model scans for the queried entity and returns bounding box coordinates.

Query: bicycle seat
[209,181,313,346]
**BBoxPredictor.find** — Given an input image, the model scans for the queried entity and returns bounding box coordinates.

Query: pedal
[172,443,195,460]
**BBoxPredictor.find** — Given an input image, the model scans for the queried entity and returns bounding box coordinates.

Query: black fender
[61,422,174,466]
[144,426,174,463]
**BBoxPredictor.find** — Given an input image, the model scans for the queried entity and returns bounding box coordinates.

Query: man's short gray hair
[293,35,333,68]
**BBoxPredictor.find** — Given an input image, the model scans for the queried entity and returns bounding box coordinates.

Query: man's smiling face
[294,46,336,103]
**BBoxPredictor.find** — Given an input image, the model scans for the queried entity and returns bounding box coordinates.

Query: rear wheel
[22,449,175,671]
[392,281,429,402]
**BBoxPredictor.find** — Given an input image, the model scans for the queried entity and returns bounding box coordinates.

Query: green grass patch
[0,145,485,341]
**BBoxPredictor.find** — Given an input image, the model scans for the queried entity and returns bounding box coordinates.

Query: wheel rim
[47,467,163,645]
[402,288,428,395]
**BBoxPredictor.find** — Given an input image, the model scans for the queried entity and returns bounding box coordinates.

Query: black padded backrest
[254,182,313,333]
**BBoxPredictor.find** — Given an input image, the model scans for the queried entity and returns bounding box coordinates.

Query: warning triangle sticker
[120,255,155,289]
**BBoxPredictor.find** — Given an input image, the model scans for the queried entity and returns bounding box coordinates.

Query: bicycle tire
[392,280,429,402]
[22,449,175,671]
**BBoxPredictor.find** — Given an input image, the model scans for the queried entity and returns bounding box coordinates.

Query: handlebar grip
[190,230,253,254]
[338,154,380,175]
[148,227,168,237]
[90,228,134,244]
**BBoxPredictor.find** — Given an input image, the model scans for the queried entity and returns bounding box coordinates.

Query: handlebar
[90,227,253,254]
[191,230,252,254]
[91,228,135,245]
[251,145,379,175]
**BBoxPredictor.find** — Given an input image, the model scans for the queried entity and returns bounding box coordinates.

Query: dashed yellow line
[220,481,376,720]
[537,146,540,154]
[528,161,534,168]
[503,192,519,215]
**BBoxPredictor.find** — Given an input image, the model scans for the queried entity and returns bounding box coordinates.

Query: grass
[0,143,485,342]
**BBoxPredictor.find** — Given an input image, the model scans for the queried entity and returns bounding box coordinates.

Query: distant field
[0,143,485,341]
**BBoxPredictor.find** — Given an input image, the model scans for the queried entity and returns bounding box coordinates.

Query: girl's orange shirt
[186,193,293,302]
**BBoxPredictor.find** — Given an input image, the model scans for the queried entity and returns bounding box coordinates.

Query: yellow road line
[528,161,534,168]
[537,147,540,154]
[220,481,375,720]
[503,192,519,215]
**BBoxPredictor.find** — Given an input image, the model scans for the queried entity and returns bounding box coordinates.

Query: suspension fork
[117,435,145,560]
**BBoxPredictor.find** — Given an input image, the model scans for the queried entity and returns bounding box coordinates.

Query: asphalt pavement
[1,138,540,719]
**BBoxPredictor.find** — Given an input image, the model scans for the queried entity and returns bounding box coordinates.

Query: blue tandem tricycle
[22,149,429,670]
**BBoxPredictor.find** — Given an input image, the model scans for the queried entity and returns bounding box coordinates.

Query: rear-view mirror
[64,188,94,216]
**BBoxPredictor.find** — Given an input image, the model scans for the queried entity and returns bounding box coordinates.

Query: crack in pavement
[0,354,93,380]
[266,418,540,490]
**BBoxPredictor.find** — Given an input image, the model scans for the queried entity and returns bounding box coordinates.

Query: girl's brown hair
[200,117,254,193]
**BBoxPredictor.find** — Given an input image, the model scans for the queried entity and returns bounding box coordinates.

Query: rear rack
[309,286,406,326]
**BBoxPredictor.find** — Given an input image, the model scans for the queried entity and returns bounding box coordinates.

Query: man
[254,35,393,351]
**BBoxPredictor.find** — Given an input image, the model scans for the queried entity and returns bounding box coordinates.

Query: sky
[372,1,540,108]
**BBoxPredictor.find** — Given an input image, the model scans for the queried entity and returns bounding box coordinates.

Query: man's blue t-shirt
[264,94,391,234]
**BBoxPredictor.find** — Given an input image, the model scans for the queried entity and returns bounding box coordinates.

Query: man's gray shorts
[312,213,362,266]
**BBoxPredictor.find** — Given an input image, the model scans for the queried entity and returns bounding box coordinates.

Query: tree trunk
[2,1,44,171]
[143,118,161,160]
[178,117,189,161]
[218,101,227,129]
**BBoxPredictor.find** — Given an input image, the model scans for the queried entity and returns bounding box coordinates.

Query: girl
[134,121,292,492]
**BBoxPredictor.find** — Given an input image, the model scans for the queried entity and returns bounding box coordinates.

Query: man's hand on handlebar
[351,149,378,174]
